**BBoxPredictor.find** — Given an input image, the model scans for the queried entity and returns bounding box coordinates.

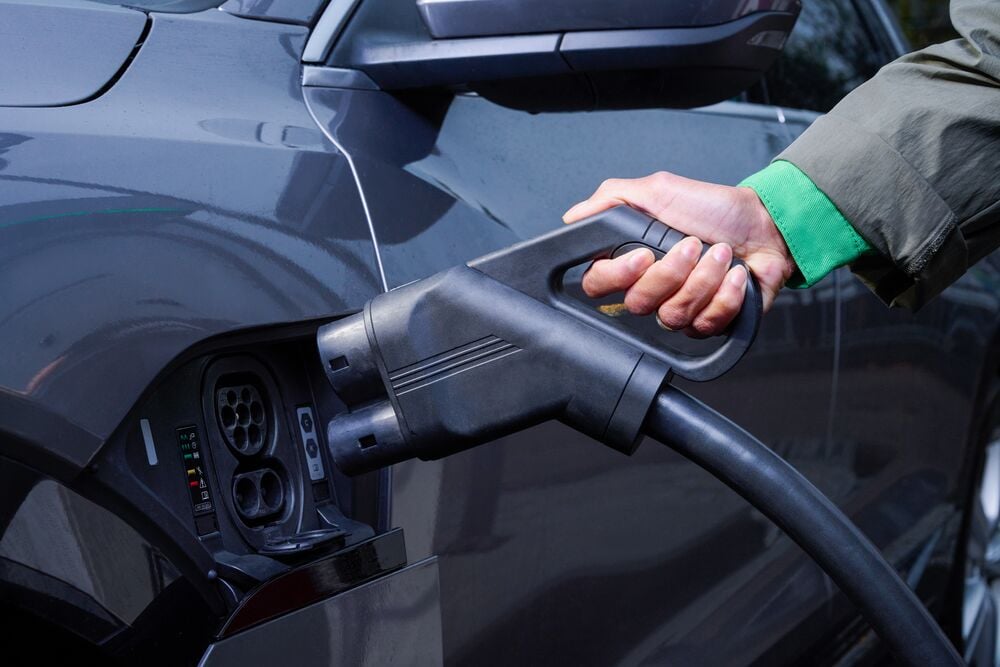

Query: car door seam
[304,95,389,293]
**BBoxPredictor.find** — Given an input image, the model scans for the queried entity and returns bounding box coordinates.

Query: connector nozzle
[326,401,407,474]
[317,314,385,406]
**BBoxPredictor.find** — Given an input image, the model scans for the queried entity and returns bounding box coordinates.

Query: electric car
[2,0,998,665]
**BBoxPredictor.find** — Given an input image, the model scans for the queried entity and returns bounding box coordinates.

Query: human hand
[563,171,795,337]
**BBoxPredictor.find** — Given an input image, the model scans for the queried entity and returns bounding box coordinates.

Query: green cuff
[739,160,873,288]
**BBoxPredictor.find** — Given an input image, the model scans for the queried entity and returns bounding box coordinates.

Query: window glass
[750,0,890,112]
[885,0,957,48]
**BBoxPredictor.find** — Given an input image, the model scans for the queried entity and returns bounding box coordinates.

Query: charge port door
[198,555,442,666]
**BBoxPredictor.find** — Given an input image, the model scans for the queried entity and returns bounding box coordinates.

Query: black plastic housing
[324,266,668,473]
[417,0,793,39]
[318,207,762,475]
[330,0,800,111]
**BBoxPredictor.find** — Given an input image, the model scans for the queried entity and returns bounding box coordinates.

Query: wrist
[738,185,797,286]
[740,161,873,289]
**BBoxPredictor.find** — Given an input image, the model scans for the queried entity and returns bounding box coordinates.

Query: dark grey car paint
[0,10,381,455]
[1,2,999,666]
[0,1,146,107]
[220,0,328,26]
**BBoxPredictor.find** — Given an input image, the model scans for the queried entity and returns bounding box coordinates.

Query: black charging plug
[316,206,761,475]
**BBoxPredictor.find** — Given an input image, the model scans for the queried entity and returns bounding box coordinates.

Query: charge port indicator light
[176,425,215,527]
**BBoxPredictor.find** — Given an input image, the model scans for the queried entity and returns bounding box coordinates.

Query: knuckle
[689,267,721,294]
[649,171,673,187]
[666,288,696,312]
[657,303,691,330]
[691,320,717,337]
[623,291,656,315]
[692,312,723,336]
[656,260,690,286]
[597,178,621,193]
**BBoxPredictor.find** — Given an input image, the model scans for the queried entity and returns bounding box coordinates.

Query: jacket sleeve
[777,0,1000,308]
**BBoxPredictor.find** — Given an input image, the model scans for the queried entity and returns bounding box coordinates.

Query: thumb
[562,176,668,224]
[563,195,624,224]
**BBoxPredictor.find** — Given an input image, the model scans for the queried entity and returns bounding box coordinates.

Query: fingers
[584,238,745,337]
[622,237,702,315]
[581,248,655,298]
[655,243,733,332]
[583,241,746,336]
[686,266,748,338]
[564,170,785,336]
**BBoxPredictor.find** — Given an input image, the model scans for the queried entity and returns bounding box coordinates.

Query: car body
[1,0,999,665]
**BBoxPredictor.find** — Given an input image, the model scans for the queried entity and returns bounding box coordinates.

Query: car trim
[302,0,360,63]
[301,65,379,90]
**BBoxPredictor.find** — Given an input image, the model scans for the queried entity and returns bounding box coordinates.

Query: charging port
[216,383,268,456]
[231,467,286,523]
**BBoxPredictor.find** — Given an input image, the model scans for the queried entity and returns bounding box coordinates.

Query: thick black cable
[644,385,963,666]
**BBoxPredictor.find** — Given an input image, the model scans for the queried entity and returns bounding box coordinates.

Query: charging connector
[315,206,961,666]
[319,264,669,473]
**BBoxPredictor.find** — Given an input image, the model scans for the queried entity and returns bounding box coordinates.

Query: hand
[563,171,796,337]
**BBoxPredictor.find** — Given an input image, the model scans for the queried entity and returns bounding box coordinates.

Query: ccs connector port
[232,468,285,522]
[217,383,268,456]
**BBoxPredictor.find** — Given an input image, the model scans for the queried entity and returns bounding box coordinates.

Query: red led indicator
[189,480,199,488]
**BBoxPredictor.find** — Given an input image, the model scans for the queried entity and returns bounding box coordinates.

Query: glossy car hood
[0,1,146,107]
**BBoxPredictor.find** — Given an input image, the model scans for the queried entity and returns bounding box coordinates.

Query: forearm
[749,0,1000,307]
[739,161,873,288]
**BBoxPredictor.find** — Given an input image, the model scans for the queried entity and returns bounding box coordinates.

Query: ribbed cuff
[739,160,874,288]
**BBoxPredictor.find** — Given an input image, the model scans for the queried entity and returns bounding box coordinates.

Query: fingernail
[729,267,747,288]
[655,314,676,331]
[627,248,654,271]
[680,237,701,260]
[711,244,732,263]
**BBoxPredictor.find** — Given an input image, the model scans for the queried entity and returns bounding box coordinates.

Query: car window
[748,0,892,112]
[885,0,957,48]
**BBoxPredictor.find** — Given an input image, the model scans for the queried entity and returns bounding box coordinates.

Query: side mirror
[322,0,800,111]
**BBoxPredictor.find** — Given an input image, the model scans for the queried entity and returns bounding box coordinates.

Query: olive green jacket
[752,0,1000,308]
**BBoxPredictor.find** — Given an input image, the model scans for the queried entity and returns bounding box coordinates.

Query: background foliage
[886,0,958,48]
